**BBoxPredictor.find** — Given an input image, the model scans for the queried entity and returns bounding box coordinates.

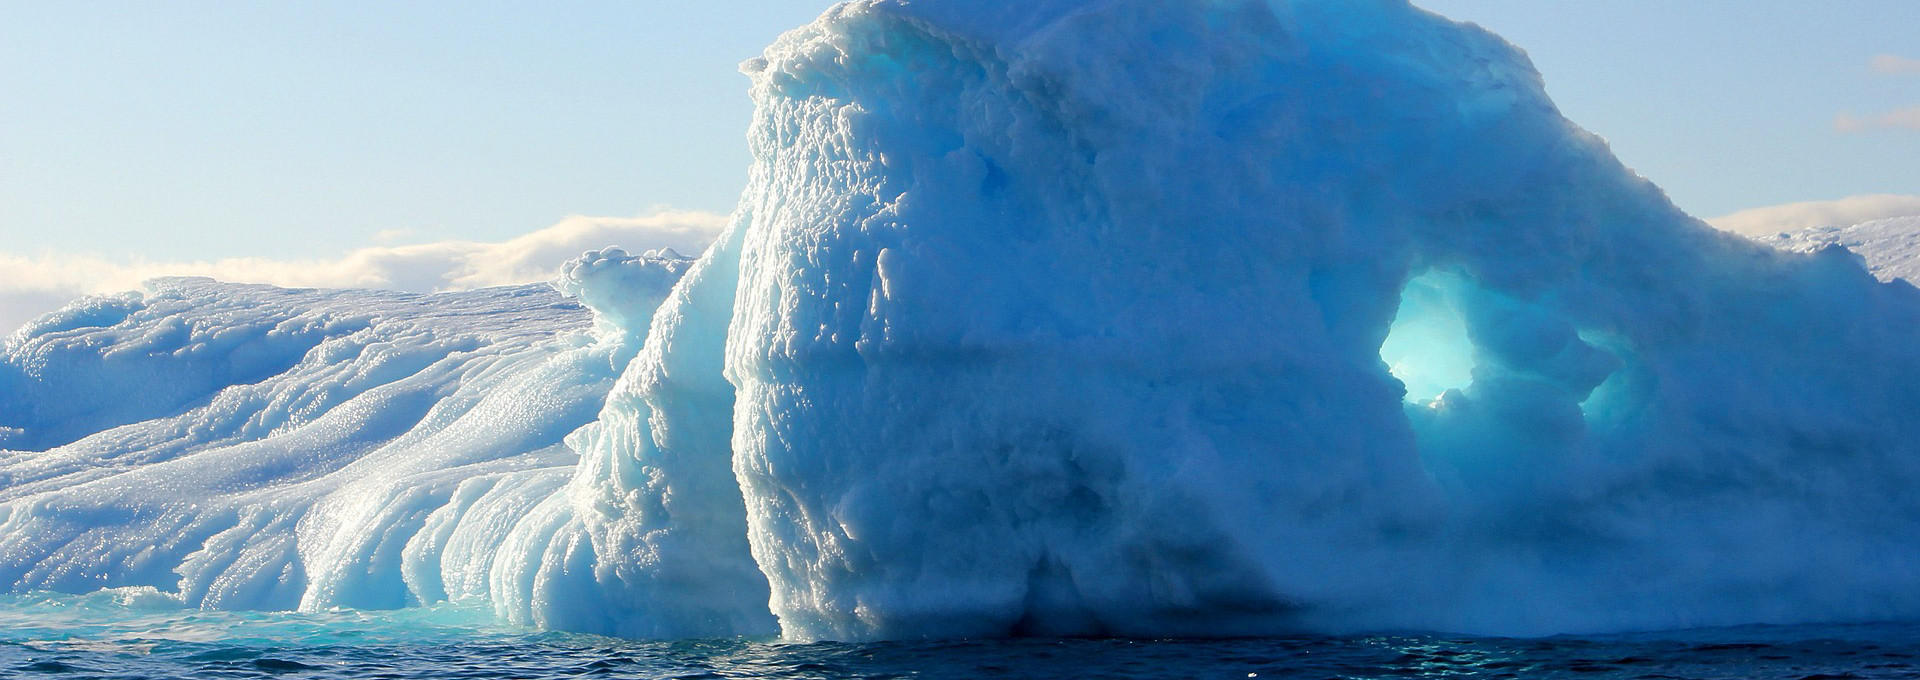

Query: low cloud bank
[0,210,727,337]
[1706,195,1920,236]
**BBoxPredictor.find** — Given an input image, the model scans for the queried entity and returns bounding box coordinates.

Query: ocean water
[3,592,1918,680]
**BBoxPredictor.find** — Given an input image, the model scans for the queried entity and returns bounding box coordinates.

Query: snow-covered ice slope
[0,248,715,628]
[0,277,600,612]
[11,0,1920,643]
[1760,215,1920,283]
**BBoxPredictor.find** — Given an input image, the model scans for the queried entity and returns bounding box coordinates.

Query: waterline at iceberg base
[7,0,1920,643]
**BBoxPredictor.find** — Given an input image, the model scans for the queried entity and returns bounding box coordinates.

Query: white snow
[0,277,602,613]
[1757,215,1920,284]
[0,248,736,634]
[8,0,1920,643]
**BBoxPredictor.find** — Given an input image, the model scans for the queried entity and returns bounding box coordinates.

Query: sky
[1417,0,1920,219]
[2,0,1918,333]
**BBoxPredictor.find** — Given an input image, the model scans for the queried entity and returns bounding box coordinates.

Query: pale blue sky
[1,1,1916,263]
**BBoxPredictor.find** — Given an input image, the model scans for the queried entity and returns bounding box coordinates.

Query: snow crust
[9,0,1920,643]
[1759,215,1920,283]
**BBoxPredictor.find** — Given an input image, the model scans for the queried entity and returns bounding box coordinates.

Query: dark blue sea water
[5,591,1920,679]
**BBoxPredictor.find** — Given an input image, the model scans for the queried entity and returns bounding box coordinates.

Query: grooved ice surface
[0,249,748,636]
[0,277,602,612]
[10,0,1920,643]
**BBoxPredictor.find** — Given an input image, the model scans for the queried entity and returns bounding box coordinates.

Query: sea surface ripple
[3,593,1918,679]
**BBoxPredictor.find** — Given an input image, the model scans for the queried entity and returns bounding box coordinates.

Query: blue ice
[7,0,1920,643]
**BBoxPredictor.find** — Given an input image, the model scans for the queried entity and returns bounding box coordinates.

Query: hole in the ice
[1575,329,1627,418]
[1380,271,1475,404]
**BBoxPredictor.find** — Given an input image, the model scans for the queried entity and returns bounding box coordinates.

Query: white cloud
[371,228,418,245]
[1872,54,1920,76]
[1835,56,1920,134]
[0,209,728,336]
[1838,56,1920,134]
[1706,194,1920,236]
[1836,106,1920,133]
[446,210,725,288]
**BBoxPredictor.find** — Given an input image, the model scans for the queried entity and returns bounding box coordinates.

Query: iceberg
[8,0,1920,642]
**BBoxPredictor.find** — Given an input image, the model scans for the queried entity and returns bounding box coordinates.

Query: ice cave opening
[1380,271,1476,405]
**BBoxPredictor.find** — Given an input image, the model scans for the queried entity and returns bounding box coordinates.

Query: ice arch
[608,0,1920,640]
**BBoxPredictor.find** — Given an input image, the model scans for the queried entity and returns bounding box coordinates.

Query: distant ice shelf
[1758,215,1920,284]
